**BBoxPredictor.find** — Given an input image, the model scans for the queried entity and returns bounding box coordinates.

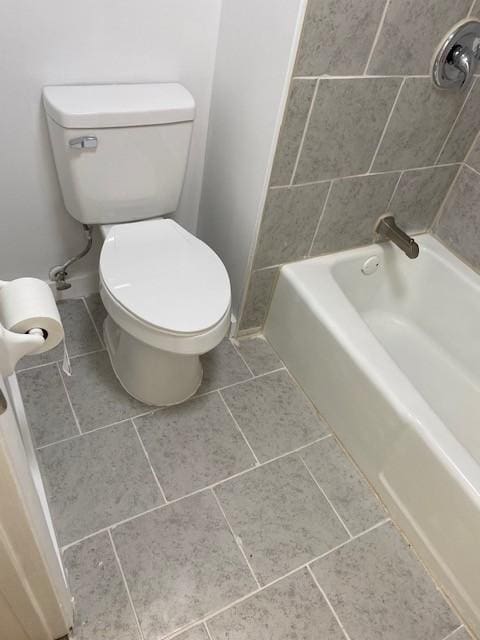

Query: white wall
[0,0,221,284]
[197,0,306,323]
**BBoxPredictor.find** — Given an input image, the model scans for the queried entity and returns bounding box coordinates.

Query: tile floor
[17,296,472,640]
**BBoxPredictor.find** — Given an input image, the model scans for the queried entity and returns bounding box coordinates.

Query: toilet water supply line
[49,224,93,290]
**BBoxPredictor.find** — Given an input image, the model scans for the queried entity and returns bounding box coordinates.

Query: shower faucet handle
[433,19,480,90]
[69,136,98,150]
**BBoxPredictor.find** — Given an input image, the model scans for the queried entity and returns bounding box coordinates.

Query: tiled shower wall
[434,131,480,270]
[240,0,480,332]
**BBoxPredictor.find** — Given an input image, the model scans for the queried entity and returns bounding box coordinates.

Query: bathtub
[265,234,480,636]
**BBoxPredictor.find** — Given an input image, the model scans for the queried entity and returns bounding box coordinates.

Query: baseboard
[46,270,99,301]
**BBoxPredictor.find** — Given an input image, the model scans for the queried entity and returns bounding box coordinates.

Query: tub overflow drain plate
[361,256,380,275]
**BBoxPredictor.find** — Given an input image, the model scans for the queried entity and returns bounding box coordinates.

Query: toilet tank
[43,84,195,224]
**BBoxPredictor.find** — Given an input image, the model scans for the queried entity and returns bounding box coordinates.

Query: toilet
[43,83,231,406]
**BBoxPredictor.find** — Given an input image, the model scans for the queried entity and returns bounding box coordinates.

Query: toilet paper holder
[0,278,63,376]
[0,323,46,376]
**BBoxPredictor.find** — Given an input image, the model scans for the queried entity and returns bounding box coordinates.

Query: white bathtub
[265,234,480,637]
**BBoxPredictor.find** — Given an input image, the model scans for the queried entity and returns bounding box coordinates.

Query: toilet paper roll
[0,278,64,354]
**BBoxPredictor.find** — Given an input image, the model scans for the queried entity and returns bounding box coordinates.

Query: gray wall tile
[368,0,472,75]
[294,0,386,76]
[254,183,330,269]
[373,79,466,172]
[434,165,480,270]
[240,268,278,331]
[310,172,399,256]
[270,79,316,187]
[438,79,480,164]
[466,131,480,172]
[295,78,401,183]
[390,164,460,233]
[208,568,344,640]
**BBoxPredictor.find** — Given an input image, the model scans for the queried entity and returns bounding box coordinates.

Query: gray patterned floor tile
[171,625,210,640]
[300,437,386,535]
[198,339,251,393]
[214,456,348,585]
[234,336,283,376]
[18,298,102,369]
[38,421,164,546]
[63,532,140,640]
[111,492,256,640]
[135,393,256,500]
[208,568,344,640]
[221,370,327,461]
[17,363,78,447]
[84,292,108,343]
[61,350,151,432]
[311,522,460,640]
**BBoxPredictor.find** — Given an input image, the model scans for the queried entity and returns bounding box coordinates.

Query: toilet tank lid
[42,83,195,129]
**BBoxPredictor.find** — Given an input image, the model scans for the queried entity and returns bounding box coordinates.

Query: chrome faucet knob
[450,45,474,87]
[432,19,480,91]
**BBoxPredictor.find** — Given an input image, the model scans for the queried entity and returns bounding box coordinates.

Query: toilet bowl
[99,218,231,405]
[42,82,231,405]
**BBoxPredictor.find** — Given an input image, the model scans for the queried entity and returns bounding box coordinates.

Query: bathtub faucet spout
[375,215,419,259]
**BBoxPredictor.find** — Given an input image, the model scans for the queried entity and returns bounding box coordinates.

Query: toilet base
[103,315,203,406]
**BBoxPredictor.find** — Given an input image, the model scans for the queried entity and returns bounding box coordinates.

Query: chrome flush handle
[69,136,98,150]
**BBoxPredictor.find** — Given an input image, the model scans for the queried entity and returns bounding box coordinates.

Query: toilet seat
[99,218,231,354]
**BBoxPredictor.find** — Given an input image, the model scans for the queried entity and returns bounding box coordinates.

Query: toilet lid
[100,219,231,334]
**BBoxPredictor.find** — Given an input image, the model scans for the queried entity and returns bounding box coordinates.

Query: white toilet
[43,83,231,406]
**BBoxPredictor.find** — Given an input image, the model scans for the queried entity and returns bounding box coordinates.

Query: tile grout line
[367,76,406,174]
[60,432,335,553]
[37,366,289,452]
[385,170,404,212]
[210,487,262,589]
[229,339,255,377]
[203,621,215,640]
[362,0,391,75]
[131,418,169,504]
[289,78,320,186]
[468,0,478,16]
[81,296,105,348]
[433,78,477,165]
[161,518,391,640]
[441,625,465,640]
[306,565,353,640]
[308,179,333,256]
[430,163,463,232]
[298,455,353,539]
[462,126,480,167]
[292,73,430,81]
[36,408,156,450]
[217,390,261,466]
[55,361,82,436]
[107,529,145,640]
[16,347,107,373]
